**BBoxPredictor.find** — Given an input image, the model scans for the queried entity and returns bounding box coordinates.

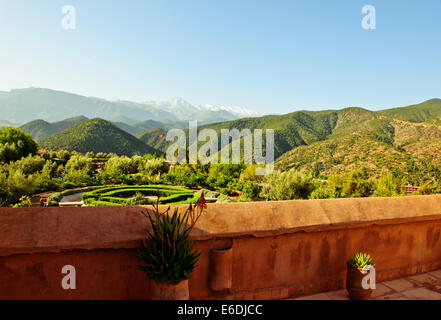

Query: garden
[1,127,440,208]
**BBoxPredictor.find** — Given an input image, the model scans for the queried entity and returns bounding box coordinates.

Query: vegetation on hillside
[20,116,89,142]
[3,97,441,207]
[39,118,160,156]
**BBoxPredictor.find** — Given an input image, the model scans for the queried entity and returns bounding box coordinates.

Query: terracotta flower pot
[150,279,189,300]
[346,263,373,300]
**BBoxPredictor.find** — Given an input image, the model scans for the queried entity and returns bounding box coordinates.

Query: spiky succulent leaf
[347,252,375,269]
[137,206,201,284]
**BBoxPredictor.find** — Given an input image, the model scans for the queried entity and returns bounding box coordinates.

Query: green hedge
[47,185,111,206]
[82,185,200,206]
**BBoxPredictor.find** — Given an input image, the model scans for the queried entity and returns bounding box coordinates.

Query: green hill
[136,128,169,150]
[114,120,190,136]
[20,119,59,142]
[275,117,441,183]
[20,115,88,142]
[39,118,160,156]
[378,99,441,124]
[113,121,140,135]
[54,115,89,131]
[20,98,441,183]
[147,108,369,158]
[130,98,441,184]
[133,120,167,132]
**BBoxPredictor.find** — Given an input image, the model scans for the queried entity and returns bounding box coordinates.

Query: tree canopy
[0,127,38,163]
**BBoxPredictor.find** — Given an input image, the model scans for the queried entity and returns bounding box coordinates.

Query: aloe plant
[137,192,206,284]
[347,252,375,269]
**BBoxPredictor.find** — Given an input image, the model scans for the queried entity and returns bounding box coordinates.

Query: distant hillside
[131,98,441,184]
[20,116,88,142]
[114,120,190,136]
[275,117,441,184]
[136,128,168,150]
[133,120,167,132]
[55,115,89,131]
[0,87,258,124]
[21,114,189,141]
[113,122,140,135]
[146,109,343,157]
[15,95,441,183]
[39,118,160,156]
[378,99,441,124]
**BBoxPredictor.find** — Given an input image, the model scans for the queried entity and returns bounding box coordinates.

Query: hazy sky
[0,0,440,114]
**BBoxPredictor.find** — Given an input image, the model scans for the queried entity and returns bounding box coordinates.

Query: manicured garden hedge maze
[82,185,201,206]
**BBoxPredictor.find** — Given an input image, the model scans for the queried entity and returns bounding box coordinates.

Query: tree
[374,172,403,197]
[413,181,441,195]
[0,127,37,162]
[341,169,374,198]
[260,169,315,200]
[309,173,344,199]
[64,154,95,186]
[98,156,139,184]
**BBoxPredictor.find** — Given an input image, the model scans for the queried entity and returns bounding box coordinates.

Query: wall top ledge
[1,195,441,256]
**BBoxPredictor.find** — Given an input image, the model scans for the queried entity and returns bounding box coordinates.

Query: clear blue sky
[0,0,440,114]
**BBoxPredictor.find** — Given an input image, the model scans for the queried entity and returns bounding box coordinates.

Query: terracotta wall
[1,195,441,299]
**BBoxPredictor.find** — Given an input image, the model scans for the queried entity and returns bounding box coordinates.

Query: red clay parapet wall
[1,195,441,299]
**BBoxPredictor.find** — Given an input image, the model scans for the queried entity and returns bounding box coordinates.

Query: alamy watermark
[61,265,76,290]
[361,265,376,290]
[361,5,376,30]
[62,5,76,30]
[166,121,275,175]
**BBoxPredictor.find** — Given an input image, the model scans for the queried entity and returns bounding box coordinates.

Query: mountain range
[0,88,260,125]
[133,98,441,184]
[2,88,441,184]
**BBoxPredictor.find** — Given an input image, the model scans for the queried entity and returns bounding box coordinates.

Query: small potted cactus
[346,252,375,300]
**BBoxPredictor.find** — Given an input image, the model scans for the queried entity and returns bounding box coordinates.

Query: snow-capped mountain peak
[144,97,260,121]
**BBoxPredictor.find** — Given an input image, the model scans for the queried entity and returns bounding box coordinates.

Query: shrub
[9,155,46,175]
[46,185,105,206]
[64,169,94,186]
[141,158,169,177]
[56,150,71,162]
[82,185,201,206]
[0,127,37,163]
[216,194,232,203]
[260,169,315,201]
[3,169,34,204]
[127,192,149,205]
[65,154,94,174]
[11,195,32,208]
[198,189,220,199]
[310,174,345,199]
[64,155,94,186]
[341,169,374,198]
[240,180,259,200]
[137,197,205,284]
[163,165,195,186]
[0,143,20,163]
[413,181,441,195]
[374,172,404,197]
[99,156,138,184]
[95,152,108,159]
[239,164,264,182]
[310,184,337,199]
[33,162,59,193]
